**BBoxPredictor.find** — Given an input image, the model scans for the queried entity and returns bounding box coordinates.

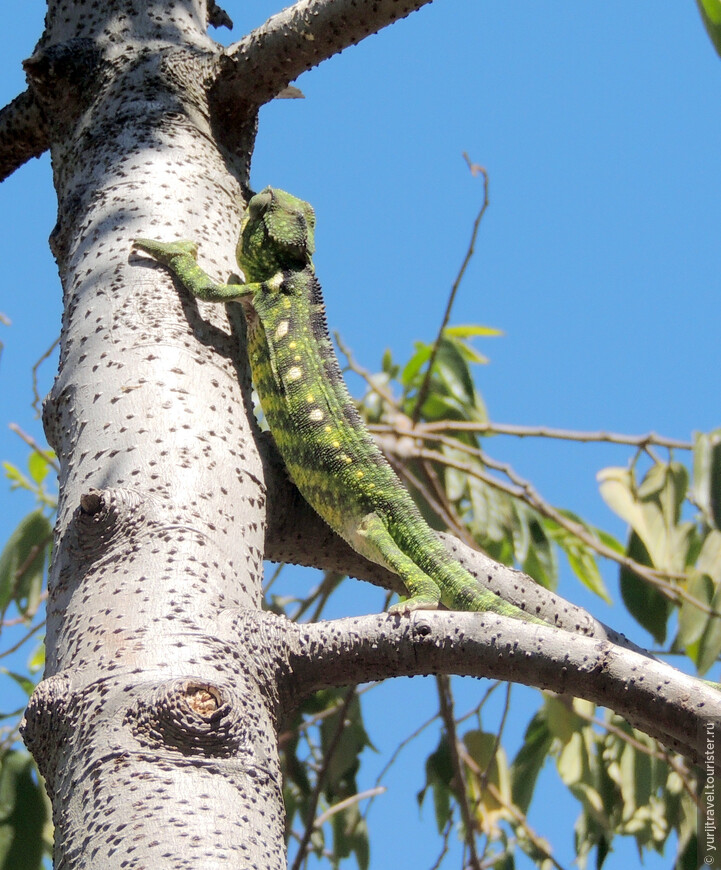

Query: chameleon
[134,187,543,622]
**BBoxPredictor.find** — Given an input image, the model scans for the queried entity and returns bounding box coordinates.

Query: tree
[1,2,719,868]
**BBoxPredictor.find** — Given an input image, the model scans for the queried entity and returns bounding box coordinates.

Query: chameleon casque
[134,188,541,621]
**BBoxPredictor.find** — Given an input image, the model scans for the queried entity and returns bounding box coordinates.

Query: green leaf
[619,532,671,643]
[468,478,513,546]
[557,732,590,788]
[400,343,431,390]
[677,572,714,649]
[444,324,503,339]
[432,339,477,408]
[443,324,502,365]
[599,465,692,574]
[544,695,585,745]
[27,453,50,487]
[694,430,721,530]
[463,730,513,836]
[417,735,453,834]
[697,0,721,57]
[637,462,687,525]
[0,510,52,617]
[595,527,625,556]
[547,513,611,603]
[697,529,721,580]
[521,513,558,591]
[402,336,486,423]
[690,579,721,675]
[511,711,553,814]
[331,802,369,870]
[381,347,394,375]
[27,642,45,675]
[0,751,48,870]
[1,464,33,494]
[318,693,373,798]
[598,467,649,542]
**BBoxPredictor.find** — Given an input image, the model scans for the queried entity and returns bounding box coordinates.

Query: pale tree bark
[1,1,717,867]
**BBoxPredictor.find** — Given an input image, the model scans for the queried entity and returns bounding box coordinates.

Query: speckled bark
[21,0,274,863]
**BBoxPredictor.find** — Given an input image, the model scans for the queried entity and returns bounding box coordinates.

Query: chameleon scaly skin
[134,188,542,621]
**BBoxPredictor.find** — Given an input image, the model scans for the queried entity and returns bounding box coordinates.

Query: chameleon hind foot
[355,513,441,614]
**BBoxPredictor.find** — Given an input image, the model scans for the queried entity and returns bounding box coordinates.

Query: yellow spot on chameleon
[289,341,297,349]
[332,440,340,448]
[356,470,364,479]
[324,425,332,433]
[294,355,301,362]
[287,366,302,381]
[309,408,323,422]
[340,453,352,464]
[306,393,315,403]
[283,297,291,309]
[275,321,289,340]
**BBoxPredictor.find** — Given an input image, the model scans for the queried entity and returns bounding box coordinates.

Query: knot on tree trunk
[129,678,248,758]
[20,673,73,791]
[23,38,106,126]
[61,487,149,569]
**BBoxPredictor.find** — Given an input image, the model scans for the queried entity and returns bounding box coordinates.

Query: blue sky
[1,3,718,868]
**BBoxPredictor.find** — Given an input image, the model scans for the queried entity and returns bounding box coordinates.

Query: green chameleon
[134,188,542,621]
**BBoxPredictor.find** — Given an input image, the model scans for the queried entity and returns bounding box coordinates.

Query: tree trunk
[6,1,719,867]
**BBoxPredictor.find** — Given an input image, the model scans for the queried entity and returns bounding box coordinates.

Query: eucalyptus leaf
[677,572,713,649]
[417,735,453,834]
[511,712,553,814]
[444,324,503,338]
[0,510,52,617]
[547,513,611,602]
[693,430,721,530]
[0,751,47,870]
[619,532,671,643]
[691,579,721,675]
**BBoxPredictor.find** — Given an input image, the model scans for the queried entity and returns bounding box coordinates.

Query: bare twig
[479,683,511,782]
[314,787,385,828]
[478,778,568,870]
[334,332,400,410]
[365,709,440,822]
[428,817,455,870]
[8,423,59,472]
[412,158,490,424]
[394,420,693,451]
[31,336,60,415]
[0,618,46,659]
[436,675,482,870]
[289,688,357,870]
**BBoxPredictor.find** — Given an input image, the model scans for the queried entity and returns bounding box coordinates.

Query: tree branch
[0,89,49,181]
[221,0,434,107]
[277,610,720,765]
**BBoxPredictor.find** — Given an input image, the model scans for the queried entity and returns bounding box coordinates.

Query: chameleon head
[237,187,316,283]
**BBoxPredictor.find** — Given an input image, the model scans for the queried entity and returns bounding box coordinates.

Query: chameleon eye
[248,191,272,221]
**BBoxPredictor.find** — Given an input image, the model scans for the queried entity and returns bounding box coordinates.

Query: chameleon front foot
[134,238,199,264]
[133,238,250,301]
